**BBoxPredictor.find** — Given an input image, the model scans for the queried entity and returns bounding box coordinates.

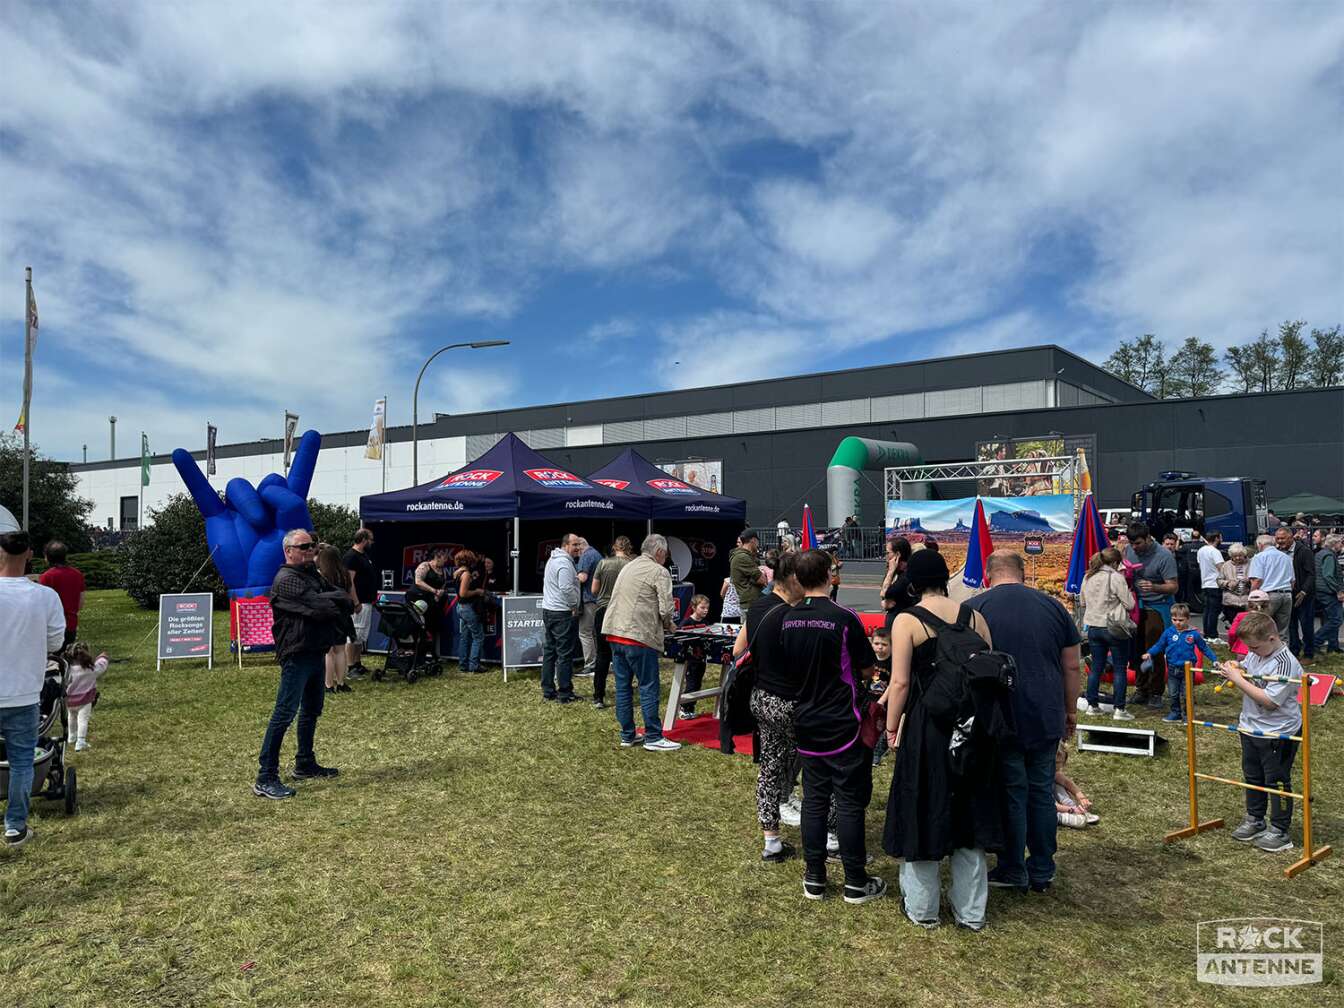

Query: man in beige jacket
[603,534,681,752]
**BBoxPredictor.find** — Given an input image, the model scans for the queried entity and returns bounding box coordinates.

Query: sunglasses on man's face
[288,542,317,551]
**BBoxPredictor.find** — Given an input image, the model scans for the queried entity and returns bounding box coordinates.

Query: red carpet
[664,715,755,757]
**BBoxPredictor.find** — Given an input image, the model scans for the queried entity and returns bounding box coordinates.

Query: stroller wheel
[427,661,443,677]
[372,666,385,682]
[64,766,78,815]
[405,668,418,684]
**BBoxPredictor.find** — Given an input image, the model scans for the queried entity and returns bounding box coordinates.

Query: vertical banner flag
[140,432,151,486]
[365,398,386,460]
[206,423,218,476]
[283,411,299,471]
[1064,493,1109,594]
[962,497,995,588]
[14,275,37,432]
[800,503,818,550]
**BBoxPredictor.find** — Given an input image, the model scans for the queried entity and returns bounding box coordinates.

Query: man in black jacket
[255,528,352,799]
[1284,525,1317,662]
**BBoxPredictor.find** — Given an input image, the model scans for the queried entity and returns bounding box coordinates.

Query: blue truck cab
[1130,473,1268,610]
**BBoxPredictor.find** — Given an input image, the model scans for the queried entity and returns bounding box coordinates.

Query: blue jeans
[457,605,484,672]
[257,651,326,783]
[994,741,1059,887]
[1315,597,1343,653]
[541,609,576,699]
[1086,627,1129,709]
[1,704,39,833]
[611,642,662,743]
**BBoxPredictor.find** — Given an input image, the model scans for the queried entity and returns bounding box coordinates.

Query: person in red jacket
[38,541,84,650]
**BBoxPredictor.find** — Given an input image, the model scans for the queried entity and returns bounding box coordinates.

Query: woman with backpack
[880,549,1002,931]
[1080,547,1136,719]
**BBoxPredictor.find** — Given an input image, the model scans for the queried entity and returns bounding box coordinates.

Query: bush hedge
[30,550,126,589]
[120,493,229,609]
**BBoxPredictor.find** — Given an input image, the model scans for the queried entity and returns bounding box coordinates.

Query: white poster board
[501,594,545,683]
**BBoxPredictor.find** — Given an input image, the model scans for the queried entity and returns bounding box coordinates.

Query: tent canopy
[588,448,747,522]
[1271,493,1344,516]
[359,433,648,522]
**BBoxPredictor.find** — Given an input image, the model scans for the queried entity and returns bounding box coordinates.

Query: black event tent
[588,448,747,522]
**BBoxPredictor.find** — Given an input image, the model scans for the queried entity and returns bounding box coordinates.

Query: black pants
[1241,734,1299,832]
[801,742,872,886]
[1289,596,1316,659]
[680,654,706,714]
[1202,588,1222,639]
[257,651,326,783]
[592,607,613,703]
[541,609,576,699]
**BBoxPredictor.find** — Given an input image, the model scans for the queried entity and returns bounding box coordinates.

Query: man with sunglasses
[255,528,353,800]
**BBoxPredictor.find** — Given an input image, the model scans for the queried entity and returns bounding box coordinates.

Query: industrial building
[69,345,1344,530]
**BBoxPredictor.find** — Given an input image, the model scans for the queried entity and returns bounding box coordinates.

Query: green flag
[141,432,151,487]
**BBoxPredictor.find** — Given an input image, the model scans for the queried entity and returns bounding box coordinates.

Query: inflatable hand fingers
[171,431,323,598]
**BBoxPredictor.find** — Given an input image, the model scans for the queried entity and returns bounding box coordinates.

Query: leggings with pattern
[750,689,796,832]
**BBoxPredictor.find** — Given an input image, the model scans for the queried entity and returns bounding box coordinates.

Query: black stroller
[0,654,78,817]
[372,597,442,684]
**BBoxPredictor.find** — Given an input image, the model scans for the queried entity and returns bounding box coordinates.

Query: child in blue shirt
[1141,603,1217,721]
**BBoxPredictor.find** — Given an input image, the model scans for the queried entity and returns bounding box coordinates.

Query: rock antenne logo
[524,468,588,488]
[647,478,696,495]
[438,469,503,490]
[593,479,630,490]
[1197,918,1323,987]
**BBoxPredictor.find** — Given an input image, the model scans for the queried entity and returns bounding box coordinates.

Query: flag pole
[139,431,146,532]
[20,266,33,530]
[382,394,387,493]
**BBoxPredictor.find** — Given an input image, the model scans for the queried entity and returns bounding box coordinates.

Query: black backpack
[909,604,1018,775]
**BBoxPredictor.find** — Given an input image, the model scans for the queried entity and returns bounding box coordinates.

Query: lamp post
[412,340,509,484]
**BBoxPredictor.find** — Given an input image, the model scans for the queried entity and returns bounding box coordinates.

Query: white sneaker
[778,800,801,827]
[1058,812,1086,829]
[1085,705,1104,716]
[1112,709,1136,722]
[643,737,682,752]
[75,740,89,752]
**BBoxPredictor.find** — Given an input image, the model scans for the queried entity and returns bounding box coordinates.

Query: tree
[1245,329,1281,391]
[120,492,228,609]
[1171,336,1220,397]
[1277,320,1310,389]
[1307,325,1343,388]
[309,499,361,549]
[0,433,94,552]
[1224,344,1257,393]
[1104,333,1167,395]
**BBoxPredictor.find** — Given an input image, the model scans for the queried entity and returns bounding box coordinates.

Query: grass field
[3,589,1343,1008]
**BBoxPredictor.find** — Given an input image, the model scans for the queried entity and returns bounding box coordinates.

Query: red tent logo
[438,469,502,490]
[647,478,696,495]
[524,468,588,488]
[594,479,630,490]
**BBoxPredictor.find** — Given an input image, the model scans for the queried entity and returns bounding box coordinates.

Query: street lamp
[412,340,510,484]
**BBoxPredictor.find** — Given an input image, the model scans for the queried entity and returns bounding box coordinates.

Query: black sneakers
[762,841,796,863]
[292,763,340,780]
[253,780,296,800]
[803,873,828,900]
[843,876,889,905]
[3,826,34,849]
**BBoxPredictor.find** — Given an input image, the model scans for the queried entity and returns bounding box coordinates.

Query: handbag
[1105,570,1137,640]
[859,692,886,749]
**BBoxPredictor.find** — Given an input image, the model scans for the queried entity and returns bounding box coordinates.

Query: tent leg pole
[647,519,653,538]
[512,517,520,592]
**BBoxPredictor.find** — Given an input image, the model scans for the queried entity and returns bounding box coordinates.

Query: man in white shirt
[1196,530,1226,642]
[1248,533,1294,636]
[0,531,67,849]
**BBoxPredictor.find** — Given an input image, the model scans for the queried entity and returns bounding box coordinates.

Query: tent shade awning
[1270,493,1344,516]
[359,433,650,522]
[588,448,746,522]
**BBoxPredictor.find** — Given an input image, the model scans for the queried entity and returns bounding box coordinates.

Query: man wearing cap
[729,530,767,612]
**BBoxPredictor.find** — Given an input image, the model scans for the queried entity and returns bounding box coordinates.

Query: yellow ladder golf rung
[1193,773,1305,801]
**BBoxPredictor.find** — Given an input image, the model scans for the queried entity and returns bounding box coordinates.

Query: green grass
[2,589,1343,1008]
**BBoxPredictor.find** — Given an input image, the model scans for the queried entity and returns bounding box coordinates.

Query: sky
[3,1,1341,463]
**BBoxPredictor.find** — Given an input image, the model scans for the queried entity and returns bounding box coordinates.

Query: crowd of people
[2,515,1337,925]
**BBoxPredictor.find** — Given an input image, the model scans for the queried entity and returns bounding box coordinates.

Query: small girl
[1054,742,1099,828]
[65,642,109,752]
[1226,590,1271,658]
[677,595,712,719]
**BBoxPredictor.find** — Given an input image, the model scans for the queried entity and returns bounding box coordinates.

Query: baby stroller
[0,654,78,817]
[372,597,442,684]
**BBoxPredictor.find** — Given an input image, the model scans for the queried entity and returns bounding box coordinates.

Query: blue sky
[2,1,1341,462]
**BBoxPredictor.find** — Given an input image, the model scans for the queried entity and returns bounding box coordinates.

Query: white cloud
[1,1,1339,463]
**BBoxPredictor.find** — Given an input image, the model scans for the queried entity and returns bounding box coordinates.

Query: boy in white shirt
[1215,612,1303,853]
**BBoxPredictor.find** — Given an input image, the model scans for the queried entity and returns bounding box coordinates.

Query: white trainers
[1085,705,1104,716]
[778,799,801,827]
[643,737,682,752]
[1112,709,1136,721]
[75,740,89,752]
[1058,812,1087,829]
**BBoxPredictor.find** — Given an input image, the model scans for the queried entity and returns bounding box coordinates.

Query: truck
[1129,472,1269,610]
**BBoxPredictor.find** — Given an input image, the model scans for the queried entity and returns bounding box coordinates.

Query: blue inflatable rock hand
[171,430,322,598]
